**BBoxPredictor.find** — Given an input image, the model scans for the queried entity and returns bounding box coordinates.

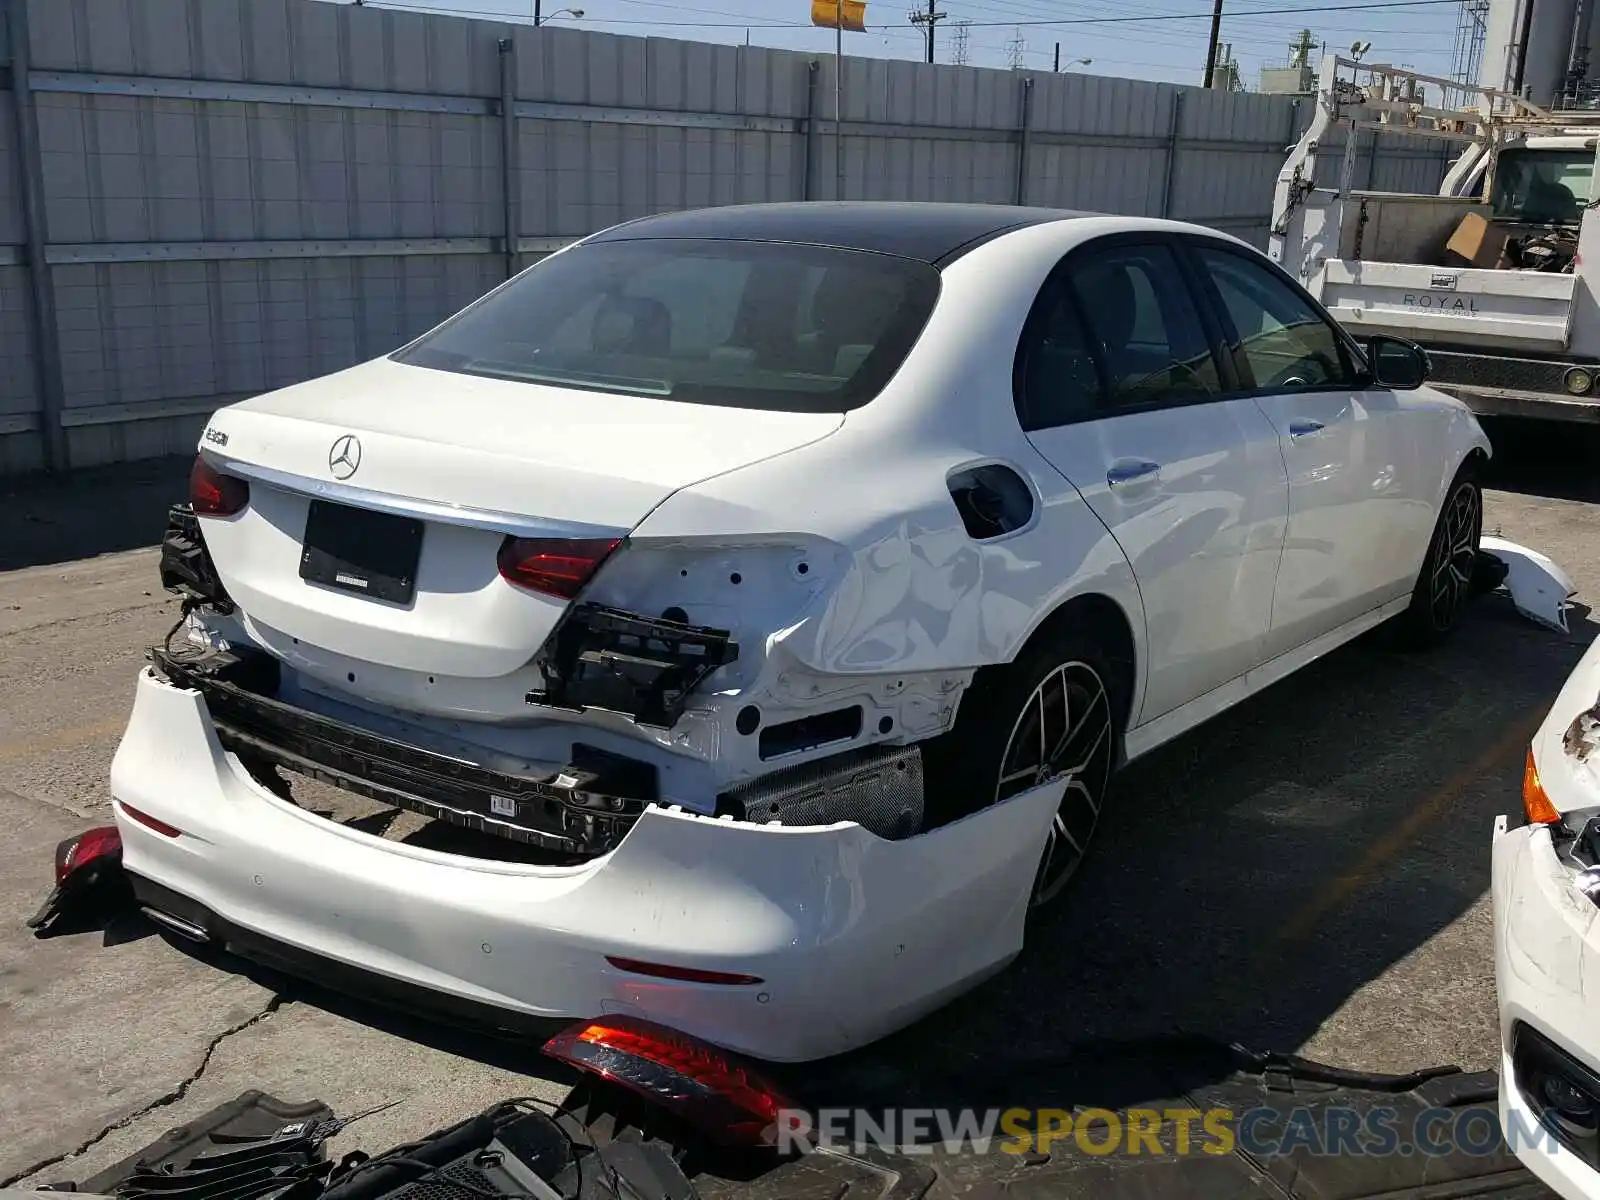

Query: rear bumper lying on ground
[109,666,1062,1062]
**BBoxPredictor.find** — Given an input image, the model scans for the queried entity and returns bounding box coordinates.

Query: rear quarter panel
[629,219,1154,720]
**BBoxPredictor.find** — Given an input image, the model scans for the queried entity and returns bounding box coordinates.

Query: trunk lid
[197,356,842,679]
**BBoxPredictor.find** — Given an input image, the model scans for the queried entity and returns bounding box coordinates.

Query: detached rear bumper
[109,667,1060,1062]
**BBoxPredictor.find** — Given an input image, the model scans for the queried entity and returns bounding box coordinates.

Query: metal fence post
[498,36,518,279]
[802,59,817,201]
[1014,76,1033,205]
[1160,89,1184,218]
[6,0,67,473]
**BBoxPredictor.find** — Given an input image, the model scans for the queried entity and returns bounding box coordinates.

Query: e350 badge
[203,426,229,447]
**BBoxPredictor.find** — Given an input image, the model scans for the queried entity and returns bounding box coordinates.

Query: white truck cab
[1271,57,1600,422]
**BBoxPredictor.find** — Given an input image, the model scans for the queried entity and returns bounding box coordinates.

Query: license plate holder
[299,500,424,605]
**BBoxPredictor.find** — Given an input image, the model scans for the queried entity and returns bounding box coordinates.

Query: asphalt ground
[2,416,1598,1187]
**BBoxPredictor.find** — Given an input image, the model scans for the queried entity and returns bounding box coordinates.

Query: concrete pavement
[2,430,1597,1181]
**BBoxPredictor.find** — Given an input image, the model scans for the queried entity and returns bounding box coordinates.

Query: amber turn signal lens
[1524,748,1562,825]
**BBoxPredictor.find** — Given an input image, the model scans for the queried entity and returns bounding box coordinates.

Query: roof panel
[582,201,1093,263]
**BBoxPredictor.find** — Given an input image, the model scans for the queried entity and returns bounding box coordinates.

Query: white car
[1495,622,1600,1200]
[114,203,1491,1062]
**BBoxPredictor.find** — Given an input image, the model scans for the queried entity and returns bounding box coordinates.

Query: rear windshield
[393,238,941,412]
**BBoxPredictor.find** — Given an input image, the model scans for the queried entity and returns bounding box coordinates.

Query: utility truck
[1270,55,1600,422]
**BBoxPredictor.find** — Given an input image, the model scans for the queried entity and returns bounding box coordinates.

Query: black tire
[1396,459,1483,649]
[922,627,1128,908]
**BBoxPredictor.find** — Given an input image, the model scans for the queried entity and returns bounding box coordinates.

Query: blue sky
[362,0,1469,89]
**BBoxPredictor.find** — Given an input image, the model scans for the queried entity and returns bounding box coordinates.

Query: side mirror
[1367,335,1430,390]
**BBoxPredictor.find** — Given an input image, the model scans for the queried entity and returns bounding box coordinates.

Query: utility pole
[534,0,541,26]
[908,0,947,64]
[1054,42,1060,71]
[1202,0,1223,86]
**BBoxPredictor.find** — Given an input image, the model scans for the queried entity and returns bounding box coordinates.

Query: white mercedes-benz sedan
[114,202,1491,1061]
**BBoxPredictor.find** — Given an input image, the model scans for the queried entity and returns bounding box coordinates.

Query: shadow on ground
[1479,415,1600,503]
[0,456,189,571]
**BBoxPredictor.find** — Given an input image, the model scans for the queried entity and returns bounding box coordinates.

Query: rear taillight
[497,537,619,599]
[54,826,122,884]
[542,1015,799,1147]
[189,456,249,516]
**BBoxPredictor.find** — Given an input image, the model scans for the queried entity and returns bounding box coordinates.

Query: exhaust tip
[140,906,212,944]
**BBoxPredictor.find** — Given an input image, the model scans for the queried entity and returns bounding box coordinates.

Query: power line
[935,0,1461,31]
[362,0,1468,31]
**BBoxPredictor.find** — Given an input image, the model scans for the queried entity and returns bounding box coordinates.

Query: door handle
[1106,459,1161,487]
[1288,419,1325,438]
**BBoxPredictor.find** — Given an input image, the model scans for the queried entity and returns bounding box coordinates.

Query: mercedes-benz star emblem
[328,434,361,480]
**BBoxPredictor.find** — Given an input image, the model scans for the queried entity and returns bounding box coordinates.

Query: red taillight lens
[189,456,249,516]
[118,803,182,839]
[497,537,619,599]
[605,956,764,986]
[543,1015,799,1147]
[54,825,122,884]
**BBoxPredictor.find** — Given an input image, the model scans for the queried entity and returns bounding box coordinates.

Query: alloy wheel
[1429,482,1480,633]
[995,660,1115,907]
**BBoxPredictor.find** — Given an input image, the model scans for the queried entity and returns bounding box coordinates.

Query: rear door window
[1065,243,1223,410]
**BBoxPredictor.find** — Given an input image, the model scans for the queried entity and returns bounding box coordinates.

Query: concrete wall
[0,0,1450,474]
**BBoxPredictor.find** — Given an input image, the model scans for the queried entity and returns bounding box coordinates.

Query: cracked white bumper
[1493,633,1600,1199]
[1493,818,1600,1199]
[109,667,1062,1062]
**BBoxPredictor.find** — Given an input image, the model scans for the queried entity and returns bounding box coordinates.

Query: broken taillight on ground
[26,824,131,935]
[543,1015,799,1148]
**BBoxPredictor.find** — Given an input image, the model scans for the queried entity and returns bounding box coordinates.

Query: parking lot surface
[2,420,1598,1187]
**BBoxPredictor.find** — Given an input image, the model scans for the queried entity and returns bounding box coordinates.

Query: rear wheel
[924,628,1126,907]
[1397,461,1482,648]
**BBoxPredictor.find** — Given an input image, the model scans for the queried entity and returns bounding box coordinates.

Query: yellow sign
[811,0,866,31]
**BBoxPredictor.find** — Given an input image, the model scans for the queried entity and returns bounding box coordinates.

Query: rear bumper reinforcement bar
[151,647,652,857]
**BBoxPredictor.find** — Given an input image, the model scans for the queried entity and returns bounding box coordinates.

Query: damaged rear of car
[113,221,1071,1062]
